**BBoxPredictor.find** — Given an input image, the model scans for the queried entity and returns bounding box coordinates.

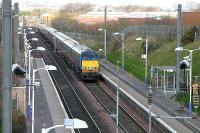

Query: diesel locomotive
[38,24,100,80]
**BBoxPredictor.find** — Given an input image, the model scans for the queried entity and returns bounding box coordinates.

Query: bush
[141,36,162,53]
[12,114,27,133]
[181,26,197,45]
[176,92,189,106]
[12,100,27,133]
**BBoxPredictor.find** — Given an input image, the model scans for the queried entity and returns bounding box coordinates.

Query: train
[37,24,100,80]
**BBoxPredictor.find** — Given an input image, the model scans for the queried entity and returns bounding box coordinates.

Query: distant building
[182,12,200,25]
[75,11,177,24]
[76,11,200,26]
[76,11,126,24]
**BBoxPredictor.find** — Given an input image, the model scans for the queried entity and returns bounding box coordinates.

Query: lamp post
[20,28,37,71]
[24,37,38,76]
[175,47,200,116]
[147,66,154,133]
[136,35,149,90]
[116,61,120,133]
[32,65,57,133]
[23,38,38,119]
[24,38,38,73]
[98,28,107,62]
[113,33,125,70]
[27,47,45,119]
[41,118,88,133]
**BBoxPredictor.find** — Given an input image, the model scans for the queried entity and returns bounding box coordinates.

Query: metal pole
[104,29,107,62]
[164,70,166,99]
[174,75,176,94]
[148,88,153,133]
[14,3,19,64]
[187,69,189,91]
[176,4,182,93]
[104,6,107,63]
[24,29,28,72]
[116,61,119,133]
[24,30,29,118]
[145,35,148,90]
[32,70,36,133]
[149,105,152,133]
[122,35,124,70]
[73,20,76,34]
[104,6,107,29]
[53,36,56,52]
[189,51,192,116]
[156,68,159,89]
[28,49,32,119]
[2,0,12,132]
[148,67,154,133]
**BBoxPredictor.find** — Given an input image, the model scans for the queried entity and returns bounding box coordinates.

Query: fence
[121,25,200,39]
[61,24,200,41]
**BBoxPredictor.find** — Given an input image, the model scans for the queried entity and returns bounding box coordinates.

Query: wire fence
[121,25,200,39]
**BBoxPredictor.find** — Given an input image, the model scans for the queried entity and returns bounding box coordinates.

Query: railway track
[84,80,147,133]
[32,31,102,132]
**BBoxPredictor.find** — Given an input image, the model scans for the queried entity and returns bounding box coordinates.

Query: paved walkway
[100,60,200,133]
[27,58,72,133]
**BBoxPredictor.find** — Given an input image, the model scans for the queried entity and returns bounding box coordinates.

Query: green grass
[107,50,146,81]
[0,121,2,133]
[176,93,190,106]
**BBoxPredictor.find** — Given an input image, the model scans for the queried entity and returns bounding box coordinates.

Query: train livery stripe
[82,70,97,72]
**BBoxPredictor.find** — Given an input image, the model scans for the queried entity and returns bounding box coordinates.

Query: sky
[12,0,200,10]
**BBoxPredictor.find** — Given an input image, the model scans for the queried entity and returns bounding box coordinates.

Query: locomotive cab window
[81,52,99,60]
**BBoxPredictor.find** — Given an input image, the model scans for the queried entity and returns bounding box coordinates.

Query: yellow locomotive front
[80,51,100,80]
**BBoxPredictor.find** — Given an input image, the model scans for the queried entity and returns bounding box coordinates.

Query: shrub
[12,100,27,133]
[141,36,162,53]
[12,114,27,133]
[181,26,197,45]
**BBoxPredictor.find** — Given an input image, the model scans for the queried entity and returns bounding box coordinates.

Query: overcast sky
[60,0,199,6]
[12,0,200,10]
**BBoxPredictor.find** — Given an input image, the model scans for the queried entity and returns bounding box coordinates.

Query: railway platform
[27,58,72,133]
[100,60,200,133]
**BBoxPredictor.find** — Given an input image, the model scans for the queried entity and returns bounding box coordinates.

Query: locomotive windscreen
[81,51,98,60]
